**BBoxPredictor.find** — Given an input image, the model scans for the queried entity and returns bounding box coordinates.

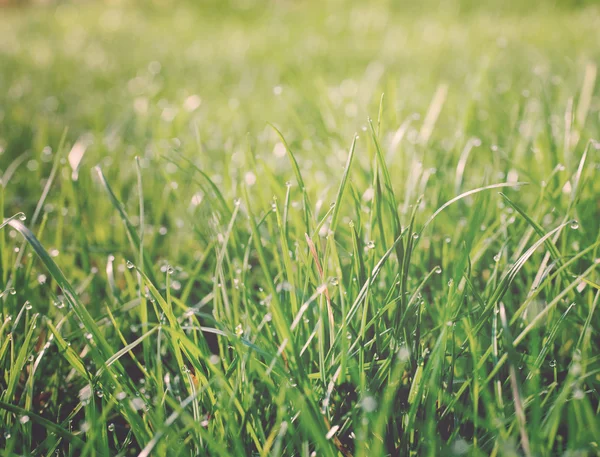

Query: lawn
[1,0,600,455]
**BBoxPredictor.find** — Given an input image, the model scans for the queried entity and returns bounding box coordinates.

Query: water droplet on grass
[130,397,146,411]
[434,266,442,274]
[398,346,410,362]
[126,260,134,269]
[244,171,257,186]
[573,389,585,400]
[361,396,377,412]
[108,423,115,431]
[18,213,27,221]
[570,221,579,230]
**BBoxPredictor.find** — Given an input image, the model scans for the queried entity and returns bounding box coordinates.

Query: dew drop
[25,301,32,310]
[570,221,579,230]
[126,260,134,269]
[108,423,115,432]
[573,389,585,400]
[398,346,410,362]
[361,396,377,413]
[130,397,146,411]
[9,288,16,295]
[19,415,30,424]
[434,266,442,274]
[549,359,556,368]
[493,253,501,262]
[95,389,104,398]
[412,232,419,240]
[366,240,375,250]
[18,213,27,221]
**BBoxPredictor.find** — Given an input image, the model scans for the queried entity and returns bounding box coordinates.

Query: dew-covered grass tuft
[1,0,600,455]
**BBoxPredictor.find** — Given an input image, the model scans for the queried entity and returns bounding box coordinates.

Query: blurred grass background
[2,0,599,211]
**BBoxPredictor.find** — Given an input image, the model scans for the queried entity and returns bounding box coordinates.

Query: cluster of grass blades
[2,112,599,455]
[1,1,600,456]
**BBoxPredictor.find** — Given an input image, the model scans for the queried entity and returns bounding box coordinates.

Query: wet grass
[1,0,600,455]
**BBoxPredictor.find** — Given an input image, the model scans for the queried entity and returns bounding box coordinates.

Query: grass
[1,0,600,455]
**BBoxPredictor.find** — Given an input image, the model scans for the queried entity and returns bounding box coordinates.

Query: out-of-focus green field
[1,1,600,455]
